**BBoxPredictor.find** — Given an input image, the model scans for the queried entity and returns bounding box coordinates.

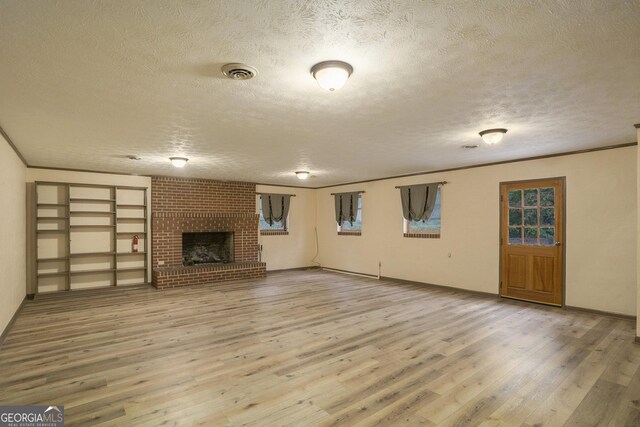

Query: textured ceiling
[0,0,639,187]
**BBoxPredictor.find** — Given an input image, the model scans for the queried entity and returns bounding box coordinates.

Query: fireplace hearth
[182,232,233,266]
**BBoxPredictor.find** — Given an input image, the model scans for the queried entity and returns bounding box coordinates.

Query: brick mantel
[151,176,266,288]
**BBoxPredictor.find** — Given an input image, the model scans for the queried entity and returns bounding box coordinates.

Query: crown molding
[0,124,27,166]
[315,141,637,189]
[19,141,639,190]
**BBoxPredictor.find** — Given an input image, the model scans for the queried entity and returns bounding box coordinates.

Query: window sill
[260,230,289,236]
[404,233,440,239]
[338,231,362,236]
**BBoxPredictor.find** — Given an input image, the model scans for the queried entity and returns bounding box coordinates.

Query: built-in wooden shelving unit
[34,181,148,294]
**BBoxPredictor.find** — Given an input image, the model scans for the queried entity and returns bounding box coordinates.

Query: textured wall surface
[0,1,638,186]
[316,146,637,316]
[0,134,26,336]
[151,176,264,288]
[256,185,318,271]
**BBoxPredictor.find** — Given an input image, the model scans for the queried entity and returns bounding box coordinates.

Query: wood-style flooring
[1,270,639,426]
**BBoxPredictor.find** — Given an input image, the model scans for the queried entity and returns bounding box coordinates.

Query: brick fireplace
[151,176,266,289]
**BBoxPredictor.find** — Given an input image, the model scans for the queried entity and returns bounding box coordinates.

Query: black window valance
[260,193,291,226]
[398,183,439,222]
[333,192,361,225]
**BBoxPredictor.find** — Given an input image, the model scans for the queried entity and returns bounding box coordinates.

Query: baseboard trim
[564,305,636,321]
[267,266,319,274]
[324,267,379,279]
[0,297,27,347]
[379,276,499,299]
[379,275,636,321]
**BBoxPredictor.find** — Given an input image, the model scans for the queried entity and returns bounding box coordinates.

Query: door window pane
[540,188,554,206]
[524,209,538,226]
[540,227,555,246]
[506,185,558,247]
[524,227,538,245]
[524,189,538,206]
[509,209,522,226]
[508,190,522,207]
[540,208,555,226]
[509,227,522,244]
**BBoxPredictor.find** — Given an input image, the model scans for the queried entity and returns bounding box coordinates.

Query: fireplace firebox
[182,232,234,266]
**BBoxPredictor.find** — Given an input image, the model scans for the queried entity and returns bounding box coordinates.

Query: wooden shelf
[70,268,115,276]
[70,252,116,258]
[70,225,116,229]
[37,271,68,278]
[37,257,67,262]
[35,181,148,294]
[70,211,115,215]
[70,198,115,203]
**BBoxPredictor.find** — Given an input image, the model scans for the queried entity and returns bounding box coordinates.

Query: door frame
[498,176,567,306]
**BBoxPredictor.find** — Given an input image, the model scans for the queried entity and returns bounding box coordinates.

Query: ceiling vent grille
[221,63,257,80]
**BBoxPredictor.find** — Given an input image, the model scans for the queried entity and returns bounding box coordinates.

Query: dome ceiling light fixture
[479,128,508,144]
[169,157,189,168]
[295,171,310,180]
[221,63,258,80]
[310,61,353,91]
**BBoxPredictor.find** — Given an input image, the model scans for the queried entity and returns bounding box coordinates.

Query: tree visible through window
[404,190,441,234]
[338,194,362,233]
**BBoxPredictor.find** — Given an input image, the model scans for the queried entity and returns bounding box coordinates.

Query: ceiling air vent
[221,63,257,80]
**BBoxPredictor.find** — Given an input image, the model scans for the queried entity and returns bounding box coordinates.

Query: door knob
[554,242,561,246]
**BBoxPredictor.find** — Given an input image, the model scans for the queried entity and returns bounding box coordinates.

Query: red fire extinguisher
[132,235,139,253]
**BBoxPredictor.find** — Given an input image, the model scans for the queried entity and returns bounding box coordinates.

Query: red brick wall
[151,176,265,288]
[152,177,255,214]
[153,262,266,289]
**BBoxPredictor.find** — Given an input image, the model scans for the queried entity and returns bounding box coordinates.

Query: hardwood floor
[1,270,639,426]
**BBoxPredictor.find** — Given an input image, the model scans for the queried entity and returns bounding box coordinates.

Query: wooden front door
[500,178,564,306]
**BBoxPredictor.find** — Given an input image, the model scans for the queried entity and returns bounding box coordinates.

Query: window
[508,187,555,245]
[259,199,288,234]
[337,194,362,234]
[403,189,441,238]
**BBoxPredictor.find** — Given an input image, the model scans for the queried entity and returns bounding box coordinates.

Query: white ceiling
[0,1,639,187]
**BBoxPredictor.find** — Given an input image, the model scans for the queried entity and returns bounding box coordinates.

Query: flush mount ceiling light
[310,61,353,91]
[169,157,189,168]
[479,128,508,144]
[221,63,257,80]
[295,171,310,180]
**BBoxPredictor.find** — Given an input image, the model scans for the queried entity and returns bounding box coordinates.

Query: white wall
[0,135,27,336]
[316,147,637,316]
[256,185,317,271]
[26,168,152,283]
